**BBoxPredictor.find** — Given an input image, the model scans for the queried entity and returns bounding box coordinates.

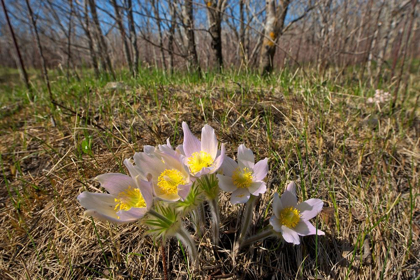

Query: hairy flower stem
[240,229,274,249]
[192,203,206,236]
[236,195,256,247]
[149,209,172,224]
[149,209,198,267]
[208,197,220,246]
[175,226,198,268]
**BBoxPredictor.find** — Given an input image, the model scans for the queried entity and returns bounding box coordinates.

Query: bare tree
[259,0,291,75]
[111,0,133,75]
[125,0,139,75]
[168,0,177,73]
[182,0,200,72]
[205,0,228,70]
[88,0,115,78]
[151,0,167,70]
[24,0,53,102]
[1,0,31,93]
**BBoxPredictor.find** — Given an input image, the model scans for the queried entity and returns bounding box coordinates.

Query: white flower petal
[209,143,225,173]
[294,220,324,236]
[220,156,238,177]
[248,181,266,196]
[77,192,118,220]
[133,152,164,179]
[237,144,255,169]
[217,174,237,192]
[182,122,201,157]
[201,124,218,159]
[272,192,283,218]
[178,183,193,199]
[95,173,135,195]
[296,199,324,221]
[280,182,297,208]
[116,207,148,222]
[136,176,153,209]
[269,216,283,232]
[153,185,180,202]
[253,158,268,181]
[230,188,250,204]
[124,159,142,179]
[281,226,300,245]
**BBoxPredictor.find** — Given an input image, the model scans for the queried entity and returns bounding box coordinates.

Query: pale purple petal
[178,183,193,199]
[253,158,268,181]
[281,226,300,245]
[191,166,212,178]
[182,122,201,157]
[286,181,296,195]
[296,199,324,221]
[273,193,283,219]
[116,207,148,222]
[154,185,180,202]
[269,216,282,232]
[143,145,156,155]
[95,173,135,196]
[77,192,120,222]
[237,144,255,169]
[209,143,225,173]
[280,182,297,208]
[201,124,218,159]
[230,188,250,204]
[136,177,153,209]
[248,181,266,196]
[220,156,238,177]
[175,145,184,156]
[124,159,142,179]
[133,152,164,179]
[84,209,125,224]
[294,220,325,236]
[158,139,178,159]
[216,174,237,192]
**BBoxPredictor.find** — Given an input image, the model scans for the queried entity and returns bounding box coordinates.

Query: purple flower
[77,159,153,224]
[133,143,193,202]
[181,122,225,177]
[270,182,324,245]
[217,144,268,204]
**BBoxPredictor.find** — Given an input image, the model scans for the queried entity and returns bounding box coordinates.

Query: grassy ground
[0,67,419,279]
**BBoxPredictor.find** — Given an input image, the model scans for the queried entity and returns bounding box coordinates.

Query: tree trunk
[111,0,133,75]
[83,0,100,78]
[259,0,290,75]
[24,0,54,103]
[206,0,227,70]
[126,0,139,75]
[182,0,200,73]
[239,0,246,65]
[88,0,115,79]
[168,0,176,73]
[1,0,31,93]
[152,0,166,70]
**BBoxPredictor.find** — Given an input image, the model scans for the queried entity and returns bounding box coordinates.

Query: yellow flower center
[157,169,186,195]
[232,167,253,189]
[279,207,301,228]
[187,151,214,174]
[114,186,146,212]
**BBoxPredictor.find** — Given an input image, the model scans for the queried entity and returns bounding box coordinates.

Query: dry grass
[0,70,419,279]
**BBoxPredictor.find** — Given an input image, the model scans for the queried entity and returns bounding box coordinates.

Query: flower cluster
[77,122,325,263]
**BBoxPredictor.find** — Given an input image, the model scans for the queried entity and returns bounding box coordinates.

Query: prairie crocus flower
[217,144,268,204]
[77,160,153,224]
[181,122,225,177]
[134,144,193,202]
[270,182,324,245]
